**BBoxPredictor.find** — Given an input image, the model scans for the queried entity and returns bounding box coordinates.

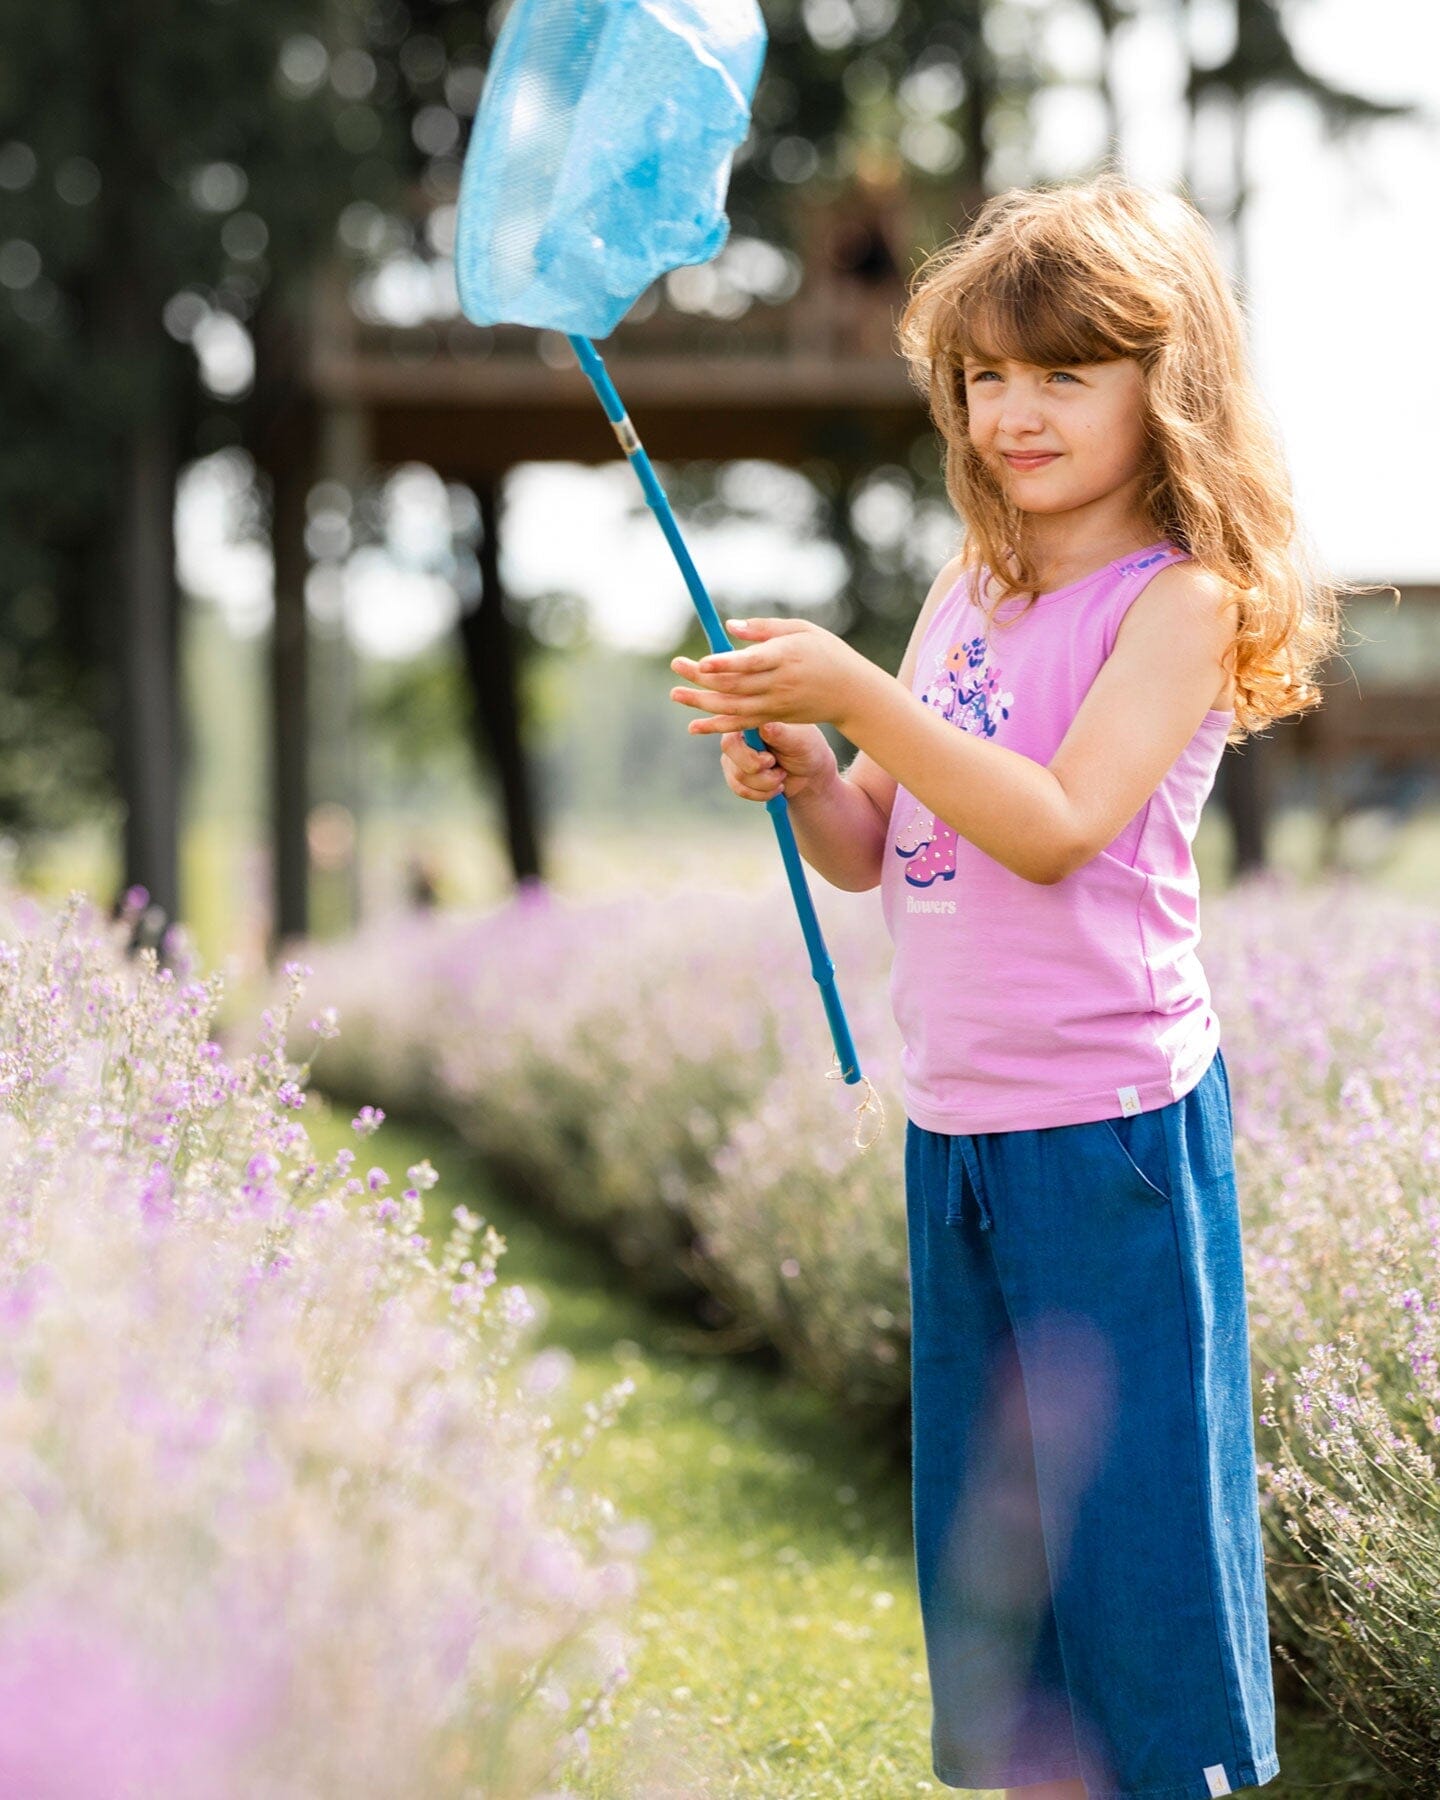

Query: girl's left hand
[669,618,872,736]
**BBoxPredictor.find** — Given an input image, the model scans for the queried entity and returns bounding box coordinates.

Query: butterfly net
[454,0,766,339]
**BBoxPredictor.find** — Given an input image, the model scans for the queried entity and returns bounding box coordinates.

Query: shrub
[0,888,642,1798]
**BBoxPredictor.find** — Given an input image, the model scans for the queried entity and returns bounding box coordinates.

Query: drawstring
[955,1137,994,1231]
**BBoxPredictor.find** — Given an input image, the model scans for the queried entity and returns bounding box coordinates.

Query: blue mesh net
[454,0,766,338]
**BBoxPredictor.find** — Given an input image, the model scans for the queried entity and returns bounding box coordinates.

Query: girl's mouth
[1003,453,1060,470]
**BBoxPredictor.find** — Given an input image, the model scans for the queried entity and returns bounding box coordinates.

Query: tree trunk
[265,407,317,960]
[458,475,545,887]
[87,38,181,956]
[959,6,996,210]
[1222,85,1271,876]
[249,293,319,961]
[1179,0,1272,878]
[111,273,181,951]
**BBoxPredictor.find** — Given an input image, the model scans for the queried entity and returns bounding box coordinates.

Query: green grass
[301,1091,1396,1799]
[304,1090,931,1796]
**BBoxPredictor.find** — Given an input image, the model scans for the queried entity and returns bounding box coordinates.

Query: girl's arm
[834,562,1238,885]
[784,769,888,892]
[835,680,1074,884]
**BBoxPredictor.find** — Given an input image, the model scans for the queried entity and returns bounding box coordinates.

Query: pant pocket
[1098,1104,1174,1206]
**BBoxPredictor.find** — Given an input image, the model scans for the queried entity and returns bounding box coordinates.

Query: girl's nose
[999,393,1046,431]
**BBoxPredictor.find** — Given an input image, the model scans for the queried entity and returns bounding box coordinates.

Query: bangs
[953,262,1126,370]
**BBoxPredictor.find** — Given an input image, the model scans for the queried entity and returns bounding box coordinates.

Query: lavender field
[2,867,1433,1791]
[0,888,645,1798]
[276,863,1440,1788]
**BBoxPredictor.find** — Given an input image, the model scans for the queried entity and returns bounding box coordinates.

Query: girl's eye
[966,369,1079,384]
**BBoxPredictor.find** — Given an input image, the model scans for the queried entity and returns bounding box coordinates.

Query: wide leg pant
[903,1045,1279,1799]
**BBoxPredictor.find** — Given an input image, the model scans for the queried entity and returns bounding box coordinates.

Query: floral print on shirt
[895,632,1013,887]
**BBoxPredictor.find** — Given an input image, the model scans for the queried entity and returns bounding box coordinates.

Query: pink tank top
[879,539,1233,1134]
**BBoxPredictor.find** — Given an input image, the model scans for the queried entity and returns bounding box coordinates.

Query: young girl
[668,173,1347,1799]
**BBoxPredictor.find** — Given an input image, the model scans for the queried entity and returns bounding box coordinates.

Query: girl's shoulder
[1137,553,1237,621]
[1120,556,1242,713]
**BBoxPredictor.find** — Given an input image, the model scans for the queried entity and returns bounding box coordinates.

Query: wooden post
[1218,96,1275,878]
[315,401,370,930]
[457,474,545,888]
[1220,740,1271,878]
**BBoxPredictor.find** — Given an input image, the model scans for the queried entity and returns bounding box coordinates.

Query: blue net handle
[567,335,884,1148]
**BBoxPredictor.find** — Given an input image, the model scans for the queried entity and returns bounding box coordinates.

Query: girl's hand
[715,721,838,806]
[668,617,874,737]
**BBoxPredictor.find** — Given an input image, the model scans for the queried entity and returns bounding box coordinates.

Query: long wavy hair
[896,172,1375,743]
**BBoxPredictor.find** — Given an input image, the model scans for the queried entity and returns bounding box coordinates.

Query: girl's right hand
[720,722,837,805]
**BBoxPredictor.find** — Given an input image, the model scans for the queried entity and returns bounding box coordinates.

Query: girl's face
[961,352,1150,520]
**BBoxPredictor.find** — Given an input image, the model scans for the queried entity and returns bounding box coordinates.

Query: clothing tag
[1203,1764,1231,1797]
[1116,1085,1141,1117]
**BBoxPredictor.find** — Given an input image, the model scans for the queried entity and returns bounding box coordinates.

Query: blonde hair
[896,172,1372,743]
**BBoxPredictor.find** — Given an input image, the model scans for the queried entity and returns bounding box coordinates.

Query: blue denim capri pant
[903,1044,1279,1800]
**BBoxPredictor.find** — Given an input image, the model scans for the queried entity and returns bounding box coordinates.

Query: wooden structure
[1289,583,1440,862]
[261,180,929,953]
[305,186,925,479]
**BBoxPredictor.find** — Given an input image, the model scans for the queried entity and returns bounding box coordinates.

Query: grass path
[302,1089,1394,1799]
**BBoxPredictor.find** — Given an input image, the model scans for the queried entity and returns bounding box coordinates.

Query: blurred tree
[0,0,409,946]
[0,0,1420,942]
[464,477,544,886]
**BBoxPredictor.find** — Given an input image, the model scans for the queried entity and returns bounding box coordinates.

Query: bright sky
[177,0,1439,659]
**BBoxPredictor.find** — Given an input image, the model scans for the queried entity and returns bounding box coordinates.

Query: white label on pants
[1204,1765,1231,1797]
